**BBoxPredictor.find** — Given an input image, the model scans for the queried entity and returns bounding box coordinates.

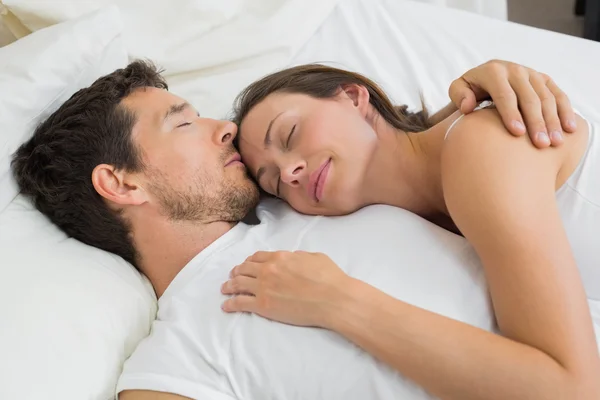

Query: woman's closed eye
[274,173,281,198]
[272,124,299,196]
[285,124,297,149]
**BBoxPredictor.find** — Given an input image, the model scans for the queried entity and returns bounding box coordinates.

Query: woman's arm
[326,110,600,400]
[328,278,581,400]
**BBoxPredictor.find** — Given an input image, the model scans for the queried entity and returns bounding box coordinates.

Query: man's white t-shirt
[117,200,495,399]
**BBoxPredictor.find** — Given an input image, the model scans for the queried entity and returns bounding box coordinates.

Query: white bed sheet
[288,0,600,121]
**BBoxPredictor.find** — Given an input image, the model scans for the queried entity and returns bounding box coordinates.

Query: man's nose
[214,120,238,145]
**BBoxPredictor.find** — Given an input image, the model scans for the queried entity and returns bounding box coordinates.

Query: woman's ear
[340,83,371,118]
[92,164,147,208]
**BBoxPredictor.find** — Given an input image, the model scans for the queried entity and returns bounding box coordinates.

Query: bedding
[407,0,508,20]
[289,0,600,121]
[0,0,343,118]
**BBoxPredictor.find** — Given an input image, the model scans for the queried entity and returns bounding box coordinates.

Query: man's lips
[307,158,331,202]
[225,153,242,166]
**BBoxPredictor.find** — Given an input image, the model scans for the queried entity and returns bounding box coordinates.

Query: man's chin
[226,180,260,220]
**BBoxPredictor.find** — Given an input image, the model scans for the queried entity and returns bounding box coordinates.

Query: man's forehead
[124,87,191,134]
[122,87,180,146]
[121,87,182,114]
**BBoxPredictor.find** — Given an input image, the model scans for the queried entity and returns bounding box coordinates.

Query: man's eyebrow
[164,102,190,122]
[264,111,284,149]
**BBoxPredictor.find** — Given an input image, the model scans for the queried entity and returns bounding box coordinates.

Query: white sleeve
[116,321,238,400]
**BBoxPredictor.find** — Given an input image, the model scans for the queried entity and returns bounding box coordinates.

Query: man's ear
[92,164,147,207]
[340,83,371,118]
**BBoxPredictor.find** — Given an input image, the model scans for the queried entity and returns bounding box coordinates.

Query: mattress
[288,0,600,121]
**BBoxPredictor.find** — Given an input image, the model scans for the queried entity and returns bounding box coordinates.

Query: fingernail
[537,132,551,146]
[513,121,525,132]
[550,130,563,143]
[568,119,577,130]
[460,98,466,110]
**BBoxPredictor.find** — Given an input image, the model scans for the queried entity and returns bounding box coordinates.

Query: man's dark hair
[11,60,168,268]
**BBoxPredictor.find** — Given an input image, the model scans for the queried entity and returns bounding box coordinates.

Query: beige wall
[0,17,16,47]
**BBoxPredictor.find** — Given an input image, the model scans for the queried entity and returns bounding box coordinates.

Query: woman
[222,61,600,399]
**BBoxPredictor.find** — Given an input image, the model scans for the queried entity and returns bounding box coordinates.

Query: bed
[1,0,599,399]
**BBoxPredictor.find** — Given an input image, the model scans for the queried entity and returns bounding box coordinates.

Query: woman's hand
[221,250,350,328]
[449,59,577,148]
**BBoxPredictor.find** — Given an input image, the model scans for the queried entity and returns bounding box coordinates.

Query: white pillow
[0,0,343,118]
[0,7,157,400]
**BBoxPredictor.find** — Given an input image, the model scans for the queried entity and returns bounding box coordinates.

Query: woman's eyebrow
[264,111,284,148]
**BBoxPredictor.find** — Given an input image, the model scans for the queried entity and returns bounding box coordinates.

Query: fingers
[221,294,257,313]
[221,275,258,295]
[481,78,525,137]
[507,67,551,148]
[230,261,260,278]
[454,60,578,145]
[448,77,478,114]
[546,77,577,133]
[530,73,563,146]
[247,250,287,263]
[452,62,526,136]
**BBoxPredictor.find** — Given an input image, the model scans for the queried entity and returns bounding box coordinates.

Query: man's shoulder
[254,200,469,263]
[255,198,428,231]
[252,198,322,246]
[311,204,451,244]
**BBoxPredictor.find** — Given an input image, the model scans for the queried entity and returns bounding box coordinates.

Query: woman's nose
[280,161,306,186]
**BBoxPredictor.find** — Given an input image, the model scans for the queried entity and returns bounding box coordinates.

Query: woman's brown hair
[231,63,431,135]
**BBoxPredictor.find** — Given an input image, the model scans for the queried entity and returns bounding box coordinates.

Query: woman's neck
[362,112,461,219]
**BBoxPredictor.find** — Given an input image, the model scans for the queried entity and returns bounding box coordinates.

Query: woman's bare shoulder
[442,107,589,191]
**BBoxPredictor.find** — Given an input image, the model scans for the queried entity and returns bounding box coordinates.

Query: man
[12,60,576,399]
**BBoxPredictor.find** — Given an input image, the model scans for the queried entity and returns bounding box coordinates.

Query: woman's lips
[308,158,331,202]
